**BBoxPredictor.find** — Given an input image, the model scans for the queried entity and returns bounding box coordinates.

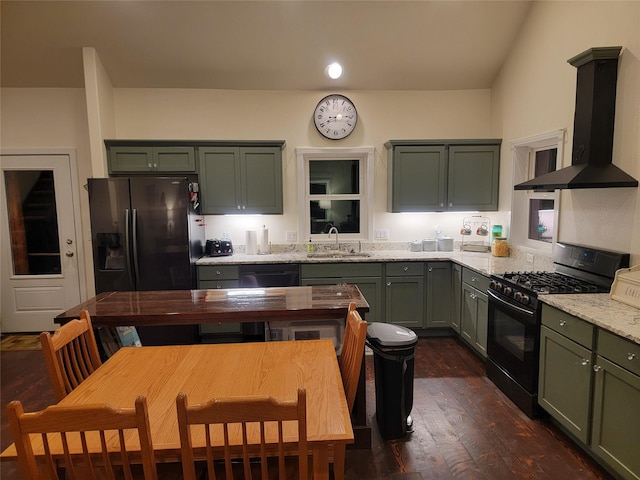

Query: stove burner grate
[501,271,608,294]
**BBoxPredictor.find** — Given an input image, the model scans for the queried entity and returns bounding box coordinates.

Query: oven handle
[488,289,536,318]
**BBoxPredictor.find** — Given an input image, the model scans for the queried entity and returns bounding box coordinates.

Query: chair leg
[333,443,346,480]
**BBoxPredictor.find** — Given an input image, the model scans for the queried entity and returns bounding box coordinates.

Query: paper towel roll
[246,230,258,255]
[259,225,269,254]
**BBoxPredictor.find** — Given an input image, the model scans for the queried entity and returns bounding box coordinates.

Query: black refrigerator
[88,176,205,345]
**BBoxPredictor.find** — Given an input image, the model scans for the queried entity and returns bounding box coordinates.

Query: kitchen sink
[306,252,372,259]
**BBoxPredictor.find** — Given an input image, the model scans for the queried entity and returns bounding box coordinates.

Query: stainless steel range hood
[514,47,638,190]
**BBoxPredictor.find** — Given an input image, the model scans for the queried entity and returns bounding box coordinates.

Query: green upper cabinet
[107,144,196,174]
[385,140,501,212]
[387,145,447,211]
[448,145,500,211]
[199,143,284,215]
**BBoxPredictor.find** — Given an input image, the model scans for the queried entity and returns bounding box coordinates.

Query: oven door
[487,290,541,394]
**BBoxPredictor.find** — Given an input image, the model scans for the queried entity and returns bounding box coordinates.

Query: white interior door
[1,153,83,333]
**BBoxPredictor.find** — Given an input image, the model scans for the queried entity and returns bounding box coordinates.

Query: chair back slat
[41,310,102,401]
[7,396,158,480]
[339,302,368,412]
[177,388,309,480]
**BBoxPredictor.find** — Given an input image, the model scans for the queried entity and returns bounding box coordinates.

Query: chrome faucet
[328,226,339,250]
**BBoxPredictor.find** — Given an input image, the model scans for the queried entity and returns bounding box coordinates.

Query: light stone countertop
[539,294,640,344]
[196,247,640,345]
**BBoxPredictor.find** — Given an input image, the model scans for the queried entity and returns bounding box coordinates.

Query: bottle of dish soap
[306,239,314,253]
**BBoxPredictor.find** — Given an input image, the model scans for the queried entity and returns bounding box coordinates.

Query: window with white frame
[510,130,563,252]
[296,147,374,241]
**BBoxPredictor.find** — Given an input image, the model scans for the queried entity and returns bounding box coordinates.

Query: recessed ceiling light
[326,62,343,79]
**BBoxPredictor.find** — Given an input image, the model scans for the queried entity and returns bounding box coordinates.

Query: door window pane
[4,170,61,274]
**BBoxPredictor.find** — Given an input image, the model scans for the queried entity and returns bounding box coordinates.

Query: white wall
[492,0,640,263]
[112,88,507,245]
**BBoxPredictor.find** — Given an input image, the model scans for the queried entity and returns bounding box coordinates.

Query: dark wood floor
[1,337,614,479]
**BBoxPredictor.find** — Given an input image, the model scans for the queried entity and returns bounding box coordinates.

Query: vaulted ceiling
[1,0,533,91]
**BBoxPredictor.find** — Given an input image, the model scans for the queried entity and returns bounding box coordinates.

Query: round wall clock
[313,94,358,140]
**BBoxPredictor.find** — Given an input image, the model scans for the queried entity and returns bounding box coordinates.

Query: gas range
[489,243,630,310]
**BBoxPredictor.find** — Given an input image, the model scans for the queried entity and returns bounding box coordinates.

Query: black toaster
[205,239,233,257]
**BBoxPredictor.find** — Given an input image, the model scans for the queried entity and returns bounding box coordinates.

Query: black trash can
[366,322,418,440]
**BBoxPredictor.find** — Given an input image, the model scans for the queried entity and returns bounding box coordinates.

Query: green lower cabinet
[301,276,382,325]
[538,325,594,443]
[385,275,425,328]
[460,283,488,357]
[426,262,451,328]
[450,263,462,333]
[300,263,383,324]
[591,355,640,480]
[197,266,241,336]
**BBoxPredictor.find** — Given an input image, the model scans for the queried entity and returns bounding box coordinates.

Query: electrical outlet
[286,231,297,243]
[527,253,535,263]
[374,229,389,240]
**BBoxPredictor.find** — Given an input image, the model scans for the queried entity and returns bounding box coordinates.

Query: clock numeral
[319,122,326,128]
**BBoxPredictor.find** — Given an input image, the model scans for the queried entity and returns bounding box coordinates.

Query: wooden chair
[334,302,368,480]
[40,309,102,401]
[6,395,158,480]
[176,388,308,480]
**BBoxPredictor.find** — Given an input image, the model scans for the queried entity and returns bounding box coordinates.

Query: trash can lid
[366,322,418,348]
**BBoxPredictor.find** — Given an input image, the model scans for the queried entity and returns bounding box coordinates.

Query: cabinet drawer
[385,262,424,277]
[199,280,239,289]
[462,267,490,292]
[597,329,640,377]
[301,263,382,279]
[197,265,239,281]
[541,304,595,349]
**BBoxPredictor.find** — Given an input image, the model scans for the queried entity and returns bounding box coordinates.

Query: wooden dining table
[1,339,353,479]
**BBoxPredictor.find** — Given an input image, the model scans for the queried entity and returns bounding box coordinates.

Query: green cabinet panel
[301,276,383,325]
[451,263,462,333]
[387,145,446,211]
[196,266,241,335]
[386,140,501,212]
[426,262,451,328]
[385,273,425,329]
[538,325,594,443]
[108,145,196,174]
[300,263,383,324]
[460,269,488,357]
[199,146,283,215]
[447,145,500,211]
[541,304,595,349]
[591,355,640,480]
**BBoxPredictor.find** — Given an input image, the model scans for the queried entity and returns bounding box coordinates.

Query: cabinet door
[154,146,196,173]
[388,145,447,212]
[448,145,500,211]
[475,290,488,357]
[385,276,425,328]
[591,355,640,479]
[426,262,451,328]
[302,276,383,325]
[461,283,477,347]
[240,147,283,214]
[451,263,462,333]
[199,147,242,214]
[538,325,593,443]
[109,146,154,173]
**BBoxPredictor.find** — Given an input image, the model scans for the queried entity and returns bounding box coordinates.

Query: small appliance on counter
[205,239,234,257]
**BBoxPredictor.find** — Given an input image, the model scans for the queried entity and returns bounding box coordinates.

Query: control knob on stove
[489,280,501,292]
[503,286,513,297]
[513,291,530,305]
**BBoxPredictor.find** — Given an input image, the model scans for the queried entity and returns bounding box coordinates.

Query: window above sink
[296,147,374,242]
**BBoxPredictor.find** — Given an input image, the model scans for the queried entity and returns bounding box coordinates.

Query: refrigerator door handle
[132,208,141,286]
[125,209,134,286]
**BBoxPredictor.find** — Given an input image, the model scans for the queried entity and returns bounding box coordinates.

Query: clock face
[313,94,358,140]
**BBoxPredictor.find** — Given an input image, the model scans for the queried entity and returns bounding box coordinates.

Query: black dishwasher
[239,264,300,341]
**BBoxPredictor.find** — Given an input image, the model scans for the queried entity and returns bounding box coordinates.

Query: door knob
[65,251,74,257]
